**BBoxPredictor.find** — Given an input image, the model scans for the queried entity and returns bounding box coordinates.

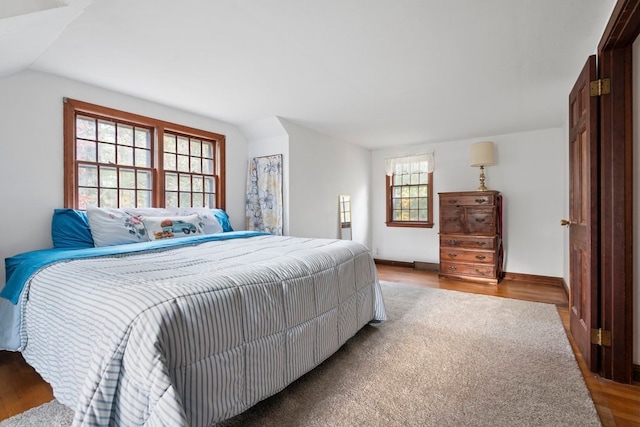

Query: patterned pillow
[141,214,203,241]
[86,205,149,247]
[176,208,224,234]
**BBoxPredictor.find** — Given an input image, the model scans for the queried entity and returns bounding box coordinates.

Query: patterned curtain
[245,154,283,235]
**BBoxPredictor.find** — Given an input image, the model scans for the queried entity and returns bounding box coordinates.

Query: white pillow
[86,205,150,247]
[176,208,223,234]
[141,214,203,241]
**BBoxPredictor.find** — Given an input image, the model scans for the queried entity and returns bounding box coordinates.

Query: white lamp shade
[470,141,495,167]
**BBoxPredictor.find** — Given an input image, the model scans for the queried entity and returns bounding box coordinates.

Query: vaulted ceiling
[0,0,616,148]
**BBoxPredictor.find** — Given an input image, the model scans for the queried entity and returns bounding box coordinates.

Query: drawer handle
[476,241,487,246]
[475,218,486,223]
[475,255,486,260]
[448,240,459,246]
[448,266,457,272]
[475,269,484,275]
[448,253,457,258]
[447,200,458,204]
[475,198,487,204]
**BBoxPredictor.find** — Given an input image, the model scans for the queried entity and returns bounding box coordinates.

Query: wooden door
[567,55,599,370]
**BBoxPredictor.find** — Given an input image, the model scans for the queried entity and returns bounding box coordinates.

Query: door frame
[596,0,640,382]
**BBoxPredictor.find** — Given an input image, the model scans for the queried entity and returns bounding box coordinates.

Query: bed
[0,207,386,426]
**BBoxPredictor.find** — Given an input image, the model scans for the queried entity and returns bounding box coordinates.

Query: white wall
[371,128,566,277]
[0,69,249,282]
[631,37,640,365]
[281,119,372,249]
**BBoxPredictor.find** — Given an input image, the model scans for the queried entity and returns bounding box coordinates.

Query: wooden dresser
[438,190,503,285]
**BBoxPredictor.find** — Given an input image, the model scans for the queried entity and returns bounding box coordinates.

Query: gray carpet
[0,281,601,426]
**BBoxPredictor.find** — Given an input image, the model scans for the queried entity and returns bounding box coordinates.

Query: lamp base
[477,165,489,191]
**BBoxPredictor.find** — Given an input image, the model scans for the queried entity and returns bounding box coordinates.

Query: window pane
[100,167,117,188]
[135,148,150,167]
[410,173,419,185]
[179,192,191,207]
[166,192,178,207]
[419,210,428,221]
[164,134,176,153]
[137,170,152,190]
[164,153,176,170]
[393,174,401,186]
[202,143,212,159]
[191,159,202,173]
[165,173,178,191]
[179,174,191,191]
[204,177,214,193]
[203,159,213,174]
[118,146,134,166]
[137,190,151,207]
[410,199,418,209]
[419,173,428,184]
[97,120,116,143]
[78,165,98,187]
[191,140,202,157]
[135,129,150,148]
[77,139,97,162]
[76,116,96,139]
[393,210,402,220]
[193,176,203,192]
[401,187,410,198]
[418,185,428,197]
[409,187,418,197]
[98,142,116,164]
[409,210,419,221]
[119,189,135,207]
[401,174,410,185]
[393,199,401,209]
[120,169,136,189]
[177,155,189,172]
[100,188,118,207]
[205,193,215,208]
[401,199,410,210]
[117,124,134,146]
[78,188,97,210]
[192,193,204,207]
[392,187,401,198]
[177,137,189,155]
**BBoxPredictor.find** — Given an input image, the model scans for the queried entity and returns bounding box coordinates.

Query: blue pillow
[51,209,95,248]
[211,209,233,232]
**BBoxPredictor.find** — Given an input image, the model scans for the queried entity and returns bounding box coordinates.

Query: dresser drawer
[440,248,495,264]
[440,235,496,249]
[466,208,496,234]
[440,262,496,279]
[439,194,495,207]
[440,208,464,233]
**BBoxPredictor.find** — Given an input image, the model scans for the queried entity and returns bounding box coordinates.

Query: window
[64,98,225,210]
[385,154,434,228]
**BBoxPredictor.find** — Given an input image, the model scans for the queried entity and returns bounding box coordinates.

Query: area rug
[0,281,600,426]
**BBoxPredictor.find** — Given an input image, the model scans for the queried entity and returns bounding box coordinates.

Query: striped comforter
[21,235,386,426]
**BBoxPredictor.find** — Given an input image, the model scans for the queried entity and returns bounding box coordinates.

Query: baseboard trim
[633,364,640,384]
[414,261,439,272]
[373,258,415,268]
[502,272,564,287]
[374,259,565,288]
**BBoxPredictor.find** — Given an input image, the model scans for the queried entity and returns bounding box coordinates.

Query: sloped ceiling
[0,0,616,148]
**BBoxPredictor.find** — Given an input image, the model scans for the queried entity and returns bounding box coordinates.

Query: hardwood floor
[0,264,638,425]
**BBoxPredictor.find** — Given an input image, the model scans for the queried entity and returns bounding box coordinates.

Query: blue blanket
[1,231,268,304]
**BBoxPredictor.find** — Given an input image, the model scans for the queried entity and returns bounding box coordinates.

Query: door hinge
[590,78,610,96]
[591,328,612,347]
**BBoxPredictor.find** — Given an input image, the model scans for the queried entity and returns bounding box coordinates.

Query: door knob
[560,219,575,227]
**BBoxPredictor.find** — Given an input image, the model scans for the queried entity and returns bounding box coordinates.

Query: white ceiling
[0,0,616,149]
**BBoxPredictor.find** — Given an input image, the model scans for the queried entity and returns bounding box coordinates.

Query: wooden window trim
[63,98,226,210]
[385,172,434,228]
